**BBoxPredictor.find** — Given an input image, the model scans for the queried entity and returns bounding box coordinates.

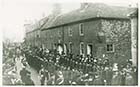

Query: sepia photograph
[1,0,138,86]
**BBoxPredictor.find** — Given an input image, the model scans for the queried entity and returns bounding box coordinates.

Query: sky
[1,0,138,42]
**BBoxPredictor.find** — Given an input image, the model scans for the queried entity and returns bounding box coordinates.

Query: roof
[128,8,138,18]
[26,17,49,33]
[42,3,136,30]
[41,15,59,29]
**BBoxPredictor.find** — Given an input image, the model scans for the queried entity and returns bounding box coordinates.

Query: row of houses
[24,3,138,66]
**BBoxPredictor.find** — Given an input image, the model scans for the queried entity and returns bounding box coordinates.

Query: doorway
[63,44,67,54]
[87,44,93,56]
[57,45,63,54]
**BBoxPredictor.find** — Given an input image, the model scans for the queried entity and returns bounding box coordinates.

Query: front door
[63,44,67,54]
[87,44,93,56]
[57,45,63,54]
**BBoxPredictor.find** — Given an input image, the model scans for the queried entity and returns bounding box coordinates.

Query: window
[69,42,72,53]
[79,23,84,36]
[68,27,72,36]
[80,42,84,55]
[106,44,114,52]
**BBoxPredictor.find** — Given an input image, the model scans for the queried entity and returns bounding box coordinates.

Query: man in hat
[24,73,34,85]
[47,73,55,85]
[111,71,121,85]
[125,71,134,85]
[93,72,103,85]
[39,65,46,85]
[120,68,126,85]
[104,66,113,85]
[55,69,64,85]
[20,66,31,85]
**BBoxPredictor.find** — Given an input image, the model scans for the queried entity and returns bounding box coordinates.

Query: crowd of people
[20,45,138,86]
[3,44,138,86]
[3,44,34,85]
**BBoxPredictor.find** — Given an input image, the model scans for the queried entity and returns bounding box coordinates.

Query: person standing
[93,72,103,85]
[25,74,35,85]
[111,71,121,85]
[120,69,126,85]
[20,67,31,85]
[39,65,46,85]
[55,69,64,85]
[105,66,113,85]
[132,67,138,85]
[125,72,134,85]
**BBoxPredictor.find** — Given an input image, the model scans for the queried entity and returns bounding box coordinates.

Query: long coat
[93,77,103,85]
[105,69,113,85]
[125,75,134,85]
[111,74,121,85]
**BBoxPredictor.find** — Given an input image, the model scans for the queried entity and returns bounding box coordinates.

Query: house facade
[25,17,49,47]
[25,29,41,46]
[24,3,137,65]
[41,3,136,64]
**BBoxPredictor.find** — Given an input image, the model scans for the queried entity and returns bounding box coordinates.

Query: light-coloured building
[129,9,138,66]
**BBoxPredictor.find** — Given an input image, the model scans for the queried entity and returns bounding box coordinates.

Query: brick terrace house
[24,17,49,47]
[40,3,137,65]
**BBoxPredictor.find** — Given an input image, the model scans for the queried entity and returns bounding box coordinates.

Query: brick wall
[100,19,131,64]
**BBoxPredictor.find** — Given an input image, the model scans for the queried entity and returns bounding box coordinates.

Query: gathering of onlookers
[3,44,138,85]
[20,45,138,85]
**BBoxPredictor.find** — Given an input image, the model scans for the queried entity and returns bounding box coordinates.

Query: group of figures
[20,45,138,86]
[3,44,138,86]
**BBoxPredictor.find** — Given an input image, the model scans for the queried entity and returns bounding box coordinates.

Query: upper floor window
[79,23,84,36]
[106,43,114,52]
[68,27,72,36]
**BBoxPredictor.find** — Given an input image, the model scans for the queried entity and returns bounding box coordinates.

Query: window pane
[79,24,84,35]
[107,44,113,52]
[81,24,83,34]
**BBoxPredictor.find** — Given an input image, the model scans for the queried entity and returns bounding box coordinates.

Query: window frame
[106,43,115,53]
[79,23,84,36]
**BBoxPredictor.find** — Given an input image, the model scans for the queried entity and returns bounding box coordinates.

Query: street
[15,57,41,85]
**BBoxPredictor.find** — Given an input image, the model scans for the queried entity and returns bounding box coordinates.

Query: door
[87,44,93,56]
[63,44,67,54]
[57,45,63,54]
